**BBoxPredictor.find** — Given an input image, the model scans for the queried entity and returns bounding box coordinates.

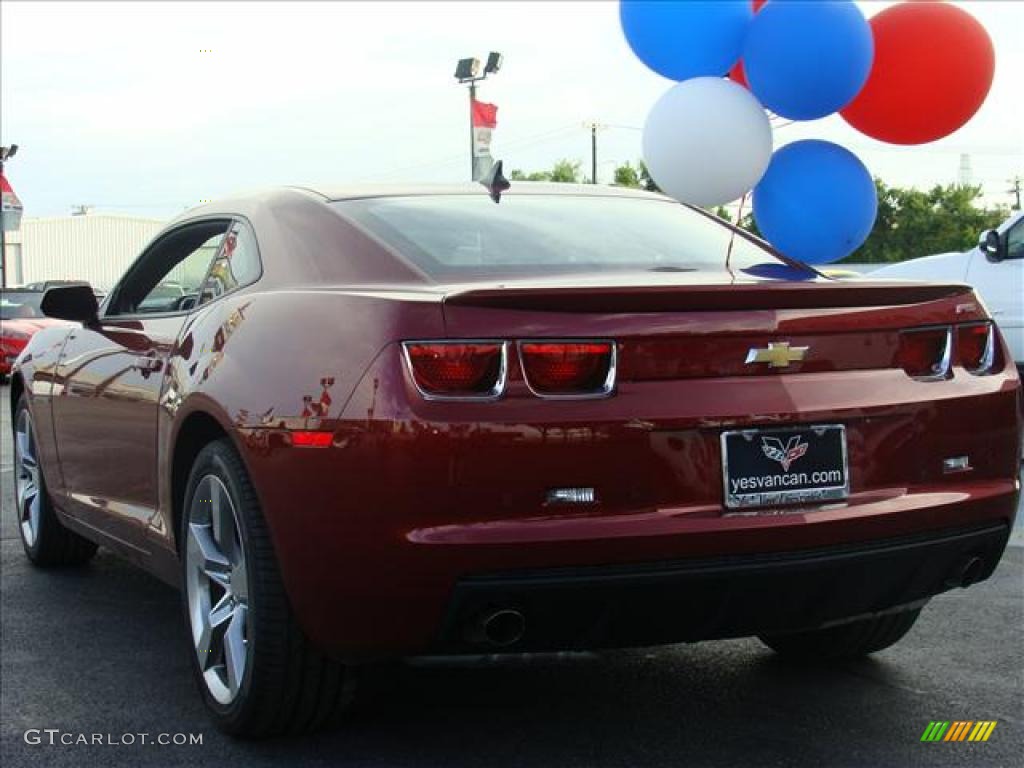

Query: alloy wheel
[185,474,251,705]
[14,408,42,549]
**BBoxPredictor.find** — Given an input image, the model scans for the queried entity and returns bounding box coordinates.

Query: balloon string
[725,191,750,273]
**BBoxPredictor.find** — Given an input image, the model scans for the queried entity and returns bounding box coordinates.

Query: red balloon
[728,59,748,88]
[841,3,994,145]
[726,0,765,89]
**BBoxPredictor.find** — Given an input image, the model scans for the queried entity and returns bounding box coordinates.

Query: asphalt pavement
[1,383,1021,767]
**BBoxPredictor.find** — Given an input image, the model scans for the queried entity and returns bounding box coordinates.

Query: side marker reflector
[291,431,333,448]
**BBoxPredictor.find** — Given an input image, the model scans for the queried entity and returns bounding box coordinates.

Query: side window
[1006,219,1023,260]
[197,220,261,306]
[107,220,230,316]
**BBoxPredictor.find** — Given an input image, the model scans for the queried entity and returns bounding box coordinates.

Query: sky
[2,0,1022,220]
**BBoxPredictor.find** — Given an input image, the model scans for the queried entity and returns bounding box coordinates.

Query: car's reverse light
[402,341,507,400]
[897,327,952,380]
[957,322,998,375]
[519,341,616,397]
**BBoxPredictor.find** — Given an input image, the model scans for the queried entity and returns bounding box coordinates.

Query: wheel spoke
[194,617,215,670]
[187,523,230,576]
[208,593,233,632]
[210,481,238,561]
[232,560,249,602]
[27,496,41,539]
[15,429,32,463]
[17,477,37,512]
[223,605,248,695]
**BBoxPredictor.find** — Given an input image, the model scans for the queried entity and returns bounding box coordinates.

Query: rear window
[334,194,802,280]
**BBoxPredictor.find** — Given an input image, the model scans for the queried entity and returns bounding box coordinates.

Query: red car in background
[0,289,69,377]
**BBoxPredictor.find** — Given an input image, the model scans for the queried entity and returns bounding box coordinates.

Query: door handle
[134,356,163,373]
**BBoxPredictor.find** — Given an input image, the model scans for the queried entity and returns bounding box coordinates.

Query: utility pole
[591,124,597,184]
[584,122,606,184]
[1009,176,1022,211]
[0,144,19,290]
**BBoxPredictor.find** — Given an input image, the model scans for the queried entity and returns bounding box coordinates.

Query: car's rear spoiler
[442,281,974,313]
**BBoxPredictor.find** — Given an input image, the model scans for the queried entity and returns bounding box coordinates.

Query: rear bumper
[242,348,1021,658]
[437,522,1010,652]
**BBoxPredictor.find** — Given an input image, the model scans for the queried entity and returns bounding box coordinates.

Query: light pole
[0,144,19,289]
[454,52,502,181]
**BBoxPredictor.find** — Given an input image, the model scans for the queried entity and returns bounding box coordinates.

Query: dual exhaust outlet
[945,555,986,589]
[466,607,526,648]
[463,555,987,648]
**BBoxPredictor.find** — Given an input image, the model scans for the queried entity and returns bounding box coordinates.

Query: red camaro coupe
[10,184,1021,736]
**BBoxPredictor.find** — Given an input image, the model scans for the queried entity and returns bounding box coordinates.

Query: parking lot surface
[1,384,1021,767]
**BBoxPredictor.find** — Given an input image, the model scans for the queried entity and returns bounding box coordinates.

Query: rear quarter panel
[156,288,445,560]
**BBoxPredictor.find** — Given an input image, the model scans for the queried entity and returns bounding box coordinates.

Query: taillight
[403,341,506,399]
[957,322,998,375]
[897,327,951,380]
[519,341,615,397]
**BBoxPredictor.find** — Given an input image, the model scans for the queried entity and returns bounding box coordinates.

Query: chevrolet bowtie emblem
[745,342,809,368]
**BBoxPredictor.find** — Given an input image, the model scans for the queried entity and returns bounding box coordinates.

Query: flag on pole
[471,99,498,181]
[1,171,23,232]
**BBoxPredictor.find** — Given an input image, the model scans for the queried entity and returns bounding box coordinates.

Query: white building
[3,213,167,291]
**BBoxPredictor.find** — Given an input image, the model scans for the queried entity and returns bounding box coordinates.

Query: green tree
[509,169,551,182]
[509,159,583,183]
[711,205,732,223]
[730,182,1004,263]
[739,212,761,238]
[613,161,641,188]
[845,180,1008,263]
[549,159,583,183]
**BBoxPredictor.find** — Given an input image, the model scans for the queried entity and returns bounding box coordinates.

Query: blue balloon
[744,0,873,120]
[752,140,877,265]
[620,1,753,81]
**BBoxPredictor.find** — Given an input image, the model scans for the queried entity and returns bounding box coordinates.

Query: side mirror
[979,229,1003,261]
[40,284,99,325]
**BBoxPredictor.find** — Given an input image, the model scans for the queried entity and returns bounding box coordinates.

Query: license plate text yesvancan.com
[730,469,844,496]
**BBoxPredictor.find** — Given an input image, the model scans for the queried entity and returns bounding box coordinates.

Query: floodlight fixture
[454,58,481,82]
[484,52,503,75]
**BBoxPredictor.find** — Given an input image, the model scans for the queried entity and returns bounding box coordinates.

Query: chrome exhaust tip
[946,555,985,588]
[468,608,526,647]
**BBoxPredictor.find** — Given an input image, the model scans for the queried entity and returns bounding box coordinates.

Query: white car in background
[873,211,1024,373]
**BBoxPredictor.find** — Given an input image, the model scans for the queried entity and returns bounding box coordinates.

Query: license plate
[721,425,849,510]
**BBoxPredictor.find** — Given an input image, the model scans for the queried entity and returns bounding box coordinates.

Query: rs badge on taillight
[957,322,998,375]
[897,326,952,380]
[519,340,616,398]
[402,341,507,400]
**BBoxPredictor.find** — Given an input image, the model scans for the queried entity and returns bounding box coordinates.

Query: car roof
[166,182,676,236]
[300,182,670,202]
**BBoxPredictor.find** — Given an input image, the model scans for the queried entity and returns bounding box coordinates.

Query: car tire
[180,438,354,737]
[758,607,922,660]
[12,393,98,567]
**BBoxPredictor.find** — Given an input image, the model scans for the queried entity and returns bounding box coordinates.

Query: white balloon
[642,77,773,207]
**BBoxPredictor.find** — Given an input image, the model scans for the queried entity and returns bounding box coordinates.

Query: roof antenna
[480,159,510,203]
